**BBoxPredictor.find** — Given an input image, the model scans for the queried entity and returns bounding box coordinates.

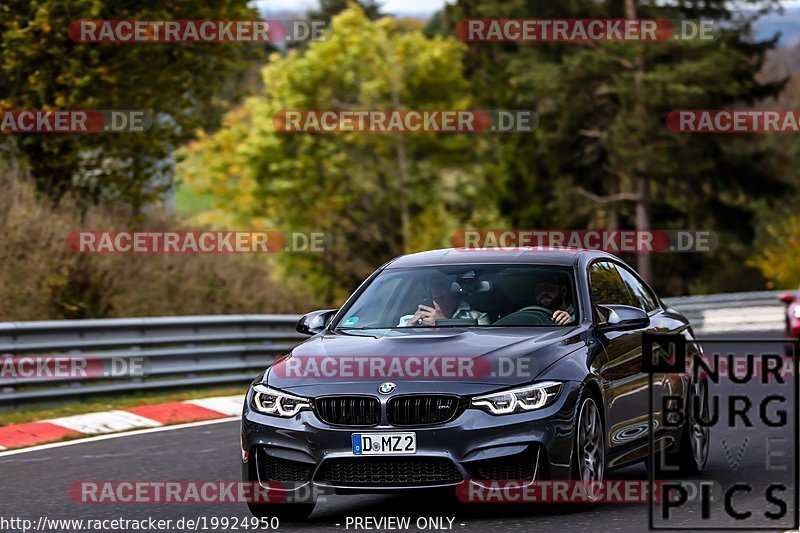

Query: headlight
[252,385,311,418]
[794,305,800,319]
[471,381,562,415]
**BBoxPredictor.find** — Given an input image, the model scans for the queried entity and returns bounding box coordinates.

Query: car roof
[384,247,621,269]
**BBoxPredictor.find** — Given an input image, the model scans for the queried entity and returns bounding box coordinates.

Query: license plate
[352,432,416,455]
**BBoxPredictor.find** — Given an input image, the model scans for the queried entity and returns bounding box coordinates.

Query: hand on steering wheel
[504,305,573,326]
[552,309,573,325]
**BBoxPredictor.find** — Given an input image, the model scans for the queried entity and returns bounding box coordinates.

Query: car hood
[266,326,586,397]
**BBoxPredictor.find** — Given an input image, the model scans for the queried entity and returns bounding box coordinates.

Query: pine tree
[437,0,788,293]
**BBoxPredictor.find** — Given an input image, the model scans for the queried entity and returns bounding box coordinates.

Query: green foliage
[178,5,502,304]
[4,0,798,309]
[435,0,789,295]
[0,0,262,206]
[751,209,800,289]
[309,0,382,22]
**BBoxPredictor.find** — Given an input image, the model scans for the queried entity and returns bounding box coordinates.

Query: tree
[751,214,800,289]
[0,0,262,207]
[436,0,789,295]
[178,5,500,303]
[309,0,382,22]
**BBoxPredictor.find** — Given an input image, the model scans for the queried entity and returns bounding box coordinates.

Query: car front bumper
[240,381,582,494]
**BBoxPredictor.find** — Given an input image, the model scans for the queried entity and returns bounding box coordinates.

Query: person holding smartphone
[397,275,490,327]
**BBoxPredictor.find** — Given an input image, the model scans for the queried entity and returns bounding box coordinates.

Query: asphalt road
[1,333,797,533]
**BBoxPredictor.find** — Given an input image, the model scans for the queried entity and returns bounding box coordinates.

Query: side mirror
[296,309,337,335]
[596,304,650,332]
[779,293,796,305]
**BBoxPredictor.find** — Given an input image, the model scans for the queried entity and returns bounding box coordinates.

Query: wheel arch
[580,378,607,448]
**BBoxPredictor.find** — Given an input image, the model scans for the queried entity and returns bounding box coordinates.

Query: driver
[398,275,490,327]
[534,273,575,325]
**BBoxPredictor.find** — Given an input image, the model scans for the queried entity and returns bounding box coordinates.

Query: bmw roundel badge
[378,382,396,394]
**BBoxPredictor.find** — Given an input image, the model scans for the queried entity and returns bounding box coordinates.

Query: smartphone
[414,294,434,325]
[419,294,433,308]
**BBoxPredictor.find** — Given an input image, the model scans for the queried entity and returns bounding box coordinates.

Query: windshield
[335,264,578,329]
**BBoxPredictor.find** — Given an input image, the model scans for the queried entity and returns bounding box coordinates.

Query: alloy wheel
[688,378,710,470]
[577,396,604,501]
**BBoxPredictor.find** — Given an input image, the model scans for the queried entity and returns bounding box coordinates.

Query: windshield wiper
[395,325,477,328]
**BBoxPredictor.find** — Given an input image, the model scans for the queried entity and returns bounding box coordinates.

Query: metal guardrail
[662,290,787,334]
[0,290,791,405]
[0,315,303,406]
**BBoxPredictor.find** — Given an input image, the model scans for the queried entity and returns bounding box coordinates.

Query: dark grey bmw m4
[241,248,709,519]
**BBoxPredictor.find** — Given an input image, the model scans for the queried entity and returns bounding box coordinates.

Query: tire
[651,377,709,477]
[569,389,606,507]
[786,335,799,359]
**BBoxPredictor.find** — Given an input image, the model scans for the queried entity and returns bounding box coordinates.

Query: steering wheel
[493,306,554,326]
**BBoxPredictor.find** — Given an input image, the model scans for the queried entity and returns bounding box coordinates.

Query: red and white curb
[0,395,243,450]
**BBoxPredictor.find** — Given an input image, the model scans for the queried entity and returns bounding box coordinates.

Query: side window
[617,266,659,312]
[588,262,636,322]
